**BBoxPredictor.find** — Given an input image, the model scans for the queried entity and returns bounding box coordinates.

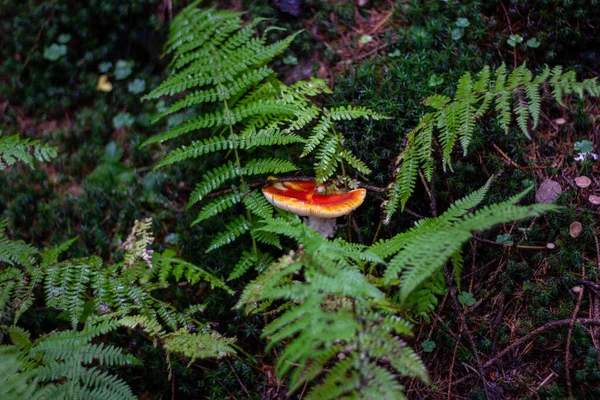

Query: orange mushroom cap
[262,180,366,218]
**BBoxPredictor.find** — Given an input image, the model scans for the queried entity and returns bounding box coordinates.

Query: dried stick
[226,359,252,399]
[565,265,585,398]
[447,327,461,400]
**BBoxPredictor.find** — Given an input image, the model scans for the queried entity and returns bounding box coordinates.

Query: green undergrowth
[1,0,600,397]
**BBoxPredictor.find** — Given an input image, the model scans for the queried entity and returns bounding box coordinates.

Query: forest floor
[1,0,600,398]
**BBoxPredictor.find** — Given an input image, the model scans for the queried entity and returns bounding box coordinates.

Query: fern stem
[209,46,258,255]
[370,218,383,246]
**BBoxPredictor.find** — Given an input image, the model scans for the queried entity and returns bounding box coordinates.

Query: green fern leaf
[206,215,250,252]
[192,190,245,225]
[0,133,57,170]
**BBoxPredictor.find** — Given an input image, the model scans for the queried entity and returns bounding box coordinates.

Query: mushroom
[262,180,366,237]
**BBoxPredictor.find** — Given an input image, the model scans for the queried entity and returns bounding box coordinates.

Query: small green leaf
[574,140,593,154]
[43,44,67,61]
[451,28,464,41]
[102,141,124,163]
[495,234,513,245]
[98,61,113,73]
[458,291,476,307]
[522,179,535,188]
[526,38,540,48]
[507,34,523,47]
[57,33,72,44]
[359,34,373,44]
[142,171,166,193]
[127,78,146,94]
[428,74,444,88]
[455,18,470,28]
[421,340,436,353]
[112,112,135,129]
[388,49,401,58]
[282,55,298,65]
[114,59,134,80]
[165,233,179,245]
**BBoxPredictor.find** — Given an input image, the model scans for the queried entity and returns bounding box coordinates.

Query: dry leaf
[535,179,562,204]
[574,176,591,188]
[96,74,113,92]
[589,195,600,205]
[569,221,583,238]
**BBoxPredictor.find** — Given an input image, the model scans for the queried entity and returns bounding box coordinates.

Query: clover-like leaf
[112,112,135,129]
[43,44,67,61]
[451,28,464,41]
[359,34,373,44]
[115,59,134,80]
[526,38,540,48]
[98,61,113,73]
[421,340,437,353]
[507,34,523,47]
[495,233,513,245]
[57,33,72,44]
[455,18,470,28]
[282,55,298,65]
[458,291,476,307]
[128,78,146,94]
[428,74,444,87]
[574,140,593,154]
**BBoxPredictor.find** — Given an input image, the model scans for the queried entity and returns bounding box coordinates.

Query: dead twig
[472,235,550,250]
[565,265,585,398]
[226,359,252,399]
[447,324,461,400]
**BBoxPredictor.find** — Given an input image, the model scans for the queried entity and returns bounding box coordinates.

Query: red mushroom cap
[262,181,366,218]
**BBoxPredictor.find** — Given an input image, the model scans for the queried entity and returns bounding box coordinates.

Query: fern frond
[152,249,233,293]
[0,346,47,400]
[0,132,57,170]
[314,133,340,183]
[455,73,475,152]
[143,100,300,146]
[402,270,446,322]
[44,259,96,329]
[301,115,331,157]
[164,329,236,364]
[238,215,426,398]
[244,190,275,219]
[0,219,38,267]
[328,105,387,121]
[154,66,275,120]
[385,62,600,219]
[155,136,234,169]
[188,158,297,207]
[121,218,154,269]
[206,215,250,252]
[227,250,258,281]
[118,315,165,337]
[192,190,245,225]
[291,77,333,96]
[340,149,372,175]
[383,185,556,301]
[40,238,77,267]
[143,2,377,259]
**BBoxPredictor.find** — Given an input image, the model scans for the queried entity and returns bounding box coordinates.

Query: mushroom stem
[306,216,337,238]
